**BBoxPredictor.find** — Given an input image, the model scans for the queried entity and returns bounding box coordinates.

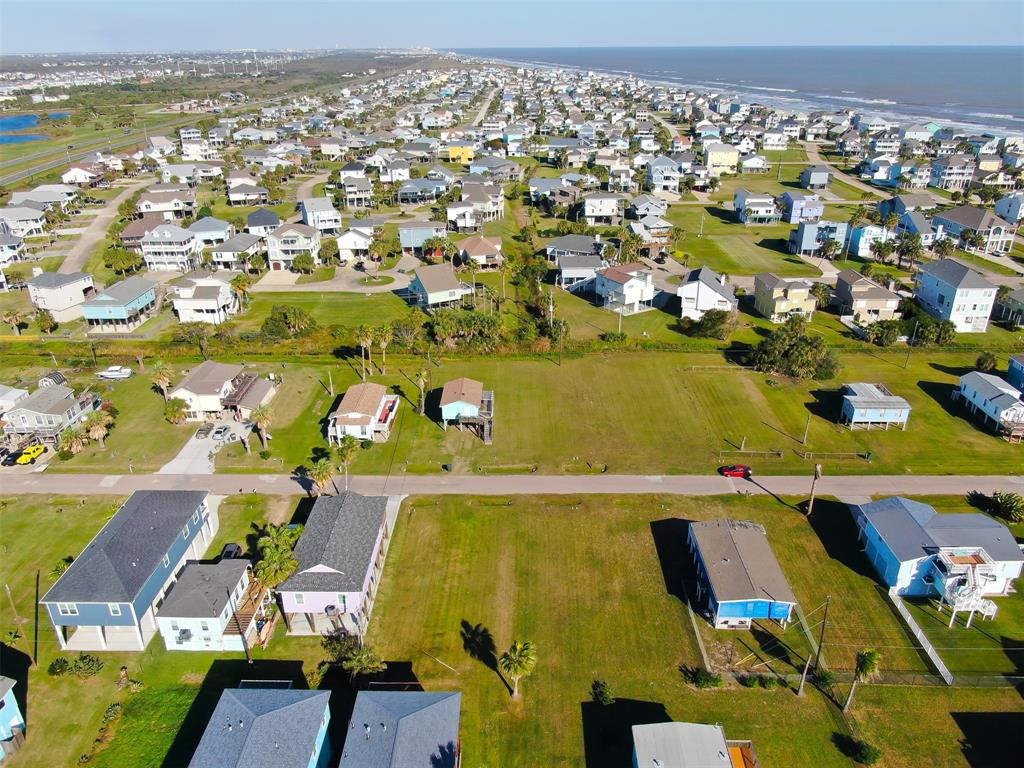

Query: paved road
[58,177,153,274]
[3,472,1021,498]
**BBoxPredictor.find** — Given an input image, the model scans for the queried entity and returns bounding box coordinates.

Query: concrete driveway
[157,420,251,475]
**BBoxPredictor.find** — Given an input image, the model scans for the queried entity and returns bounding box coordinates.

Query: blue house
[0,676,26,761]
[40,491,217,652]
[82,276,157,334]
[398,222,446,255]
[188,688,331,768]
[339,691,461,768]
[1008,355,1024,390]
[688,519,797,630]
[788,220,848,256]
[852,497,1024,600]
[778,191,824,224]
[840,383,911,430]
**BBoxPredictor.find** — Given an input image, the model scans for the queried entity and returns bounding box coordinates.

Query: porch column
[96,625,107,651]
[133,618,145,649]
[53,622,68,651]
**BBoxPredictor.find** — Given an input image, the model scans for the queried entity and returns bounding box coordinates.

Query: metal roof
[690,519,797,605]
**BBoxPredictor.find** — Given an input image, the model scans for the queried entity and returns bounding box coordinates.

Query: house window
[182,524,189,540]
[162,554,170,568]
[200,621,209,631]
[192,510,200,525]
[109,603,121,616]
[294,593,304,605]
[57,603,78,616]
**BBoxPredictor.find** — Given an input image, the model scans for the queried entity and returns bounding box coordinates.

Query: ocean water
[0,111,69,145]
[456,46,1024,134]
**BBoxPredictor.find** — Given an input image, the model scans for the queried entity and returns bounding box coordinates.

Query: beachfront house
[278,492,393,639]
[40,491,218,652]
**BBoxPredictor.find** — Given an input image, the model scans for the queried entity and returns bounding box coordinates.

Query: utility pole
[699,211,705,238]
[807,463,822,517]
[903,320,919,369]
[327,369,334,397]
[802,412,812,445]
[813,595,831,669]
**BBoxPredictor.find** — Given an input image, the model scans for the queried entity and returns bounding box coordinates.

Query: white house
[26,271,94,321]
[155,559,271,652]
[172,272,240,325]
[299,197,343,235]
[327,382,400,443]
[735,189,780,224]
[336,227,373,263]
[188,216,234,246]
[913,258,996,333]
[266,223,321,271]
[169,361,276,422]
[594,263,655,314]
[677,267,737,320]
[995,193,1023,224]
[141,224,202,272]
[582,193,626,226]
[958,371,1024,437]
[137,190,196,221]
[0,207,46,238]
[210,233,262,271]
[60,164,101,186]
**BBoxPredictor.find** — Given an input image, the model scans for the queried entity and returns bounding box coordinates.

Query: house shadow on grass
[806,499,875,579]
[160,658,307,768]
[581,699,672,768]
[649,518,696,603]
[807,388,843,422]
[929,361,974,378]
[917,380,993,436]
[952,711,1024,767]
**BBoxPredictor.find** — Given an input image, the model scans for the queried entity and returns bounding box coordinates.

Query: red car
[719,465,753,478]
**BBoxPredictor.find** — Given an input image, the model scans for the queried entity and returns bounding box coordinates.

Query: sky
[2,0,1023,54]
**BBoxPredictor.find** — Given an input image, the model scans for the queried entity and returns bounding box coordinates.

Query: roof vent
[364,723,371,740]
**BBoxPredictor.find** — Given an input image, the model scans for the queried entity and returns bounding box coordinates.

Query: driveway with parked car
[156,419,251,475]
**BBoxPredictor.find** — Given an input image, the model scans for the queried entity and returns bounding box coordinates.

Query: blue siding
[47,601,134,628]
[717,599,793,621]
[1009,359,1024,391]
[0,688,25,740]
[83,289,157,321]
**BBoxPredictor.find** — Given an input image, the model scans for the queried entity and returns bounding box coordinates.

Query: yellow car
[16,445,46,465]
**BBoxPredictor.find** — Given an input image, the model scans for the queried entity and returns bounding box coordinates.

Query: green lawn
[829,177,879,201]
[235,291,415,332]
[211,350,1024,477]
[761,147,809,163]
[295,266,336,285]
[951,248,1022,278]
[369,494,856,768]
[709,166,808,202]
[851,685,1024,768]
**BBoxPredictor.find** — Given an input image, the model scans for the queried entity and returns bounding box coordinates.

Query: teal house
[83,276,157,333]
[0,675,26,760]
[439,377,493,444]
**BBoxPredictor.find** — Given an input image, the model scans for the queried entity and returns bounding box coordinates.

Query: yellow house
[754,273,817,323]
[976,154,1001,172]
[446,142,476,165]
[704,142,740,177]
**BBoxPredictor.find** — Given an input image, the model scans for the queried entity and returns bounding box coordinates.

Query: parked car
[16,445,46,465]
[221,543,243,559]
[2,450,22,467]
[212,425,231,441]
[195,423,214,439]
[97,366,133,380]
[718,464,752,478]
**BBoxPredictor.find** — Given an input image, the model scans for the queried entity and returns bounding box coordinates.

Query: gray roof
[919,258,995,291]
[188,688,331,768]
[280,492,387,594]
[632,722,732,768]
[7,384,76,416]
[557,253,602,271]
[156,559,251,619]
[175,361,244,396]
[843,383,911,410]
[690,519,797,605]
[189,216,232,234]
[340,691,461,768]
[934,205,1010,232]
[413,264,463,295]
[961,371,1023,411]
[546,234,599,254]
[27,271,90,289]
[84,276,155,307]
[855,497,1024,563]
[685,267,735,302]
[214,233,262,253]
[247,208,280,227]
[300,197,338,212]
[43,491,208,604]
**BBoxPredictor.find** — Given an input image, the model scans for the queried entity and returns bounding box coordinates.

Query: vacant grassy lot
[370,494,855,768]
[234,291,415,332]
[762,147,809,163]
[851,685,1024,768]
[212,350,1024,477]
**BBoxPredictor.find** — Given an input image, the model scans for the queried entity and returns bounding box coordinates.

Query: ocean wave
[745,86,799,93]
[967,112,1024,122]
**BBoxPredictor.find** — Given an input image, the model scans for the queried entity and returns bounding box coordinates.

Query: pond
[0,112,70,145]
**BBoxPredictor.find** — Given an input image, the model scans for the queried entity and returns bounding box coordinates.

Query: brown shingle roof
[440,377,483,408]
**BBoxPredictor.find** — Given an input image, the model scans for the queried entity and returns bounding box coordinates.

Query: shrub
[689,309,738,340]
[48,656,71,676]
[813,669,837,688]
[71,653,104,678]
[590,679,615,705]
[758,674,779,689]
[681,665,723,689]
[853,740,882,765]
[258,449,272,460]
[739,674,759,688]
[976,350,997,372]
[991,491,1024,523]
[57,449,74,461]
[601,331,627,343]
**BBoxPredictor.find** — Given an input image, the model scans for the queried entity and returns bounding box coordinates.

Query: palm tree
[84,410,113,449]
[254,546,297,589]
[499,640,537,699]
[333,434,360,491]
[59,426,86,455]
[251,404,273,451]
[231,273,253,308]
[164,397,188,425]
[151,362,173,402]
[1,310,25,336]
[341,645,387,682]
[415,366,429,415]
[355,325,374,379]
[844,649,881,712]
[307,457,334,496]
[49,555,74,581]
[375,325,393,375]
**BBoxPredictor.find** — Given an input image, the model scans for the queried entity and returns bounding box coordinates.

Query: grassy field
[851,685,1024,768]
[951,248,1022,278]
[369,494,854,768]
[762,147,809,163]
[234,291,415,332]
[208,350,1024,477]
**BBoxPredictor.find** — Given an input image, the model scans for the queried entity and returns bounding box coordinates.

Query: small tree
[415,366,429,415]
[341,645,387,683]
[355,324,374,378]
[975,351,997,372]
[164,397,188,425]
[250,404,273,450]
[1,309,25,336]
[811,283,831,309]
[49,555,74,580]
[590,679,615,706]
[84,410,113,449]
[333,434,360,491]
[292,252,315,274]
[320,237,339,265]
[36,309,57,335]
[498,640,537,699]
[844,649,881,712]
[151,362,173,402]
[307,457,334,496]
[990,491,1024,523]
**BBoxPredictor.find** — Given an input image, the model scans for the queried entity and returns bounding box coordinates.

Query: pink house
[278,492,393,639]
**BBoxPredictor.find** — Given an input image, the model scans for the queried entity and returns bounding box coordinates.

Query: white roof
[632,722,732,768]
